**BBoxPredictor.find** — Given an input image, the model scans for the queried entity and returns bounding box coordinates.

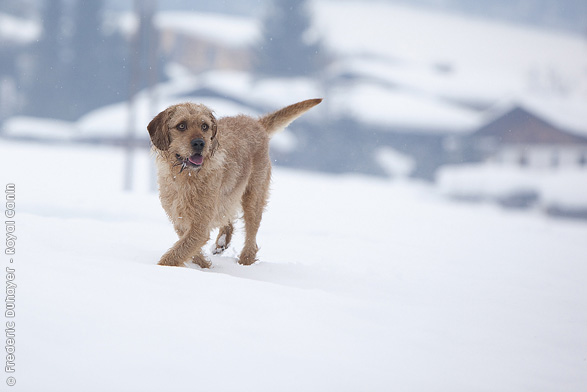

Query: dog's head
[148,103,218,172]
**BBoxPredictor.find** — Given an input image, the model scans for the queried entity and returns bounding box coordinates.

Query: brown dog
[148,98,322,268]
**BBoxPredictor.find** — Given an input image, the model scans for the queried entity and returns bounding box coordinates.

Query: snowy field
[2,140,586,391]
[437,163,587,214]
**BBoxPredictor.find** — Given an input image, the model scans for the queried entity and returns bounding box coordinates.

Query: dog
[147,98,322,268]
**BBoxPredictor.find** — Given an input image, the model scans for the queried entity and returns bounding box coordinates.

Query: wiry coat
[148,99,322,268]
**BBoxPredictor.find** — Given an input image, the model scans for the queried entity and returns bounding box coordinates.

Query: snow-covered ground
[437,163,587,215]
[2,140,586,391]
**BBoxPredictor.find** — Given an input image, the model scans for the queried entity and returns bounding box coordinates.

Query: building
[156,11,259,73]
[463,105,587,169]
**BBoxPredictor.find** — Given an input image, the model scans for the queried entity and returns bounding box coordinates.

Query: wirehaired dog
[148,98,322,268]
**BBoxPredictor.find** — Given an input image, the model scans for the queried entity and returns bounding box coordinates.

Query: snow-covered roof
[117,11,259,48]
[312,0,587,135]
[1,67,321,144]
[0,13,41,44]
[516,97,587,138]
[472,98,587,138]
[156,11,259,48]
[329,82,481,133]
[4,1,587,140]
[312,1,586,79]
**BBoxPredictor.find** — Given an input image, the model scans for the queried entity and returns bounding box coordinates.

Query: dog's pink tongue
[189,154,203,165]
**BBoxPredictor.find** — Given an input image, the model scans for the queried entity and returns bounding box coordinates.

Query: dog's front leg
[158,227,211,268]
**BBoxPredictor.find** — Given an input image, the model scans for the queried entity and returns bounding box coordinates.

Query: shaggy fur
[148,98,322,268]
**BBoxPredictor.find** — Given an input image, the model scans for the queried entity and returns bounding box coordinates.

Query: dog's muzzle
[175,152,204,173]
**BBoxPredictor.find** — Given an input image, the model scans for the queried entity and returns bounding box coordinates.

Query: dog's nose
[191,138,205,151]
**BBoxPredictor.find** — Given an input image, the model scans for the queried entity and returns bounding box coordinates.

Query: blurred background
[1,0,587,220]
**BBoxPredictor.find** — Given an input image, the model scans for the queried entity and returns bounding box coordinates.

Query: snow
[329,82,480,132]
[187,70,322,111]
[437,163,587,211]
[102,1,587,135]
[156,11,259,48]
[2,140,587,391]
[0,13,41,44]
[375,146,416,177]
[76,92,258,139]
[133,1,587,135]
[313,0,587,134]
[5,1,587,138]
[117,11,259,48]
[511,96,587,138]
[1,117,77,140]
[313,1,586,79]
[1,67,320,152]
[269,128,298,153]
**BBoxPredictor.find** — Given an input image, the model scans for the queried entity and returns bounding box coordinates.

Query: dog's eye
[177,123,187,131]
[201,123,209,131]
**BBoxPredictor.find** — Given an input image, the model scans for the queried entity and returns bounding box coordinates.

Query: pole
[123,0,141,192]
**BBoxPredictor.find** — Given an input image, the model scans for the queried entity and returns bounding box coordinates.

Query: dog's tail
[259,98,322,137]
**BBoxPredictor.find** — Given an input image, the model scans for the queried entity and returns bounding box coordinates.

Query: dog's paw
[192,254,212,269]
[157,257,183,267]
[212,230,231,255]
[212,244,227,255]
[237,249,258,266]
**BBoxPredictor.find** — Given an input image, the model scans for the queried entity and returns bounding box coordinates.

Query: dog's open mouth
[188,154,203,166]
[175,153,203,173]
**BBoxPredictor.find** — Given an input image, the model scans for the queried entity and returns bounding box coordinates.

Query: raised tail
[259,98,322,136]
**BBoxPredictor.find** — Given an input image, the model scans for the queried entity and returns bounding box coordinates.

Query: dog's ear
[147,109,171,151]
[209,115,219,156]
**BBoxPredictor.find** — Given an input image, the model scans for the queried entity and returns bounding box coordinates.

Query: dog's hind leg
[213,222,234,255]
[238,171,270,265]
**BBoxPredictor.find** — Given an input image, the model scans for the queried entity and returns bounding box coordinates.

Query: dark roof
[473,106,587,145]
